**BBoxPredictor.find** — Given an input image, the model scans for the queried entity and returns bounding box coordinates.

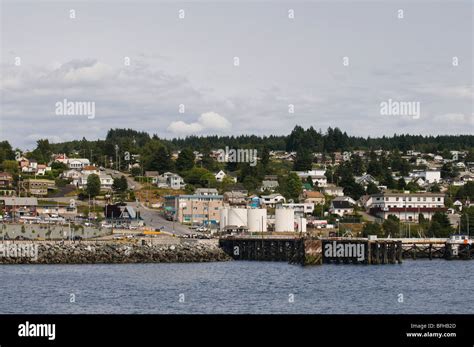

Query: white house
[294,169,327,187]
[260,194,286,207]
[368,192,445,221]
[215,170,226,182]
[281,203,315,215]
[322,184,344,197]
[67,158,90,170]
[157,172,186,190]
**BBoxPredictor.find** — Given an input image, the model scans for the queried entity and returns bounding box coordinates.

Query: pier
[219,236,473,265]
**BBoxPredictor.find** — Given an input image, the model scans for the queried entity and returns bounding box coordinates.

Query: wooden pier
[219,236,473,265]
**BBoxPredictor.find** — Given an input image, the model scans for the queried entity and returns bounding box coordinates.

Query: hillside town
[0,127,473,241]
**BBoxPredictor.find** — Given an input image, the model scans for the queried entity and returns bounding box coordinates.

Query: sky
[0,0,472,150]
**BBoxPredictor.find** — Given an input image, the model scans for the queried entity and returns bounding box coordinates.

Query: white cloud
[198,112,231,130]
[167,112,232,135]
[167,121,203,134]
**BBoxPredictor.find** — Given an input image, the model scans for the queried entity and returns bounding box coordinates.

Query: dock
[218,236,473,265]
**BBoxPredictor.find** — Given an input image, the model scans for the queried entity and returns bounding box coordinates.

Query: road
[104,169,142,190]
[136,203,193,236]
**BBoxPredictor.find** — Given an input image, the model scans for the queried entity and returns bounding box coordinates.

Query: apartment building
[368,192,446,221]
[164,194,224,225]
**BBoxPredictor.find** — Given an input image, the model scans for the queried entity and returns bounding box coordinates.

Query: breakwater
[0,239,231,264]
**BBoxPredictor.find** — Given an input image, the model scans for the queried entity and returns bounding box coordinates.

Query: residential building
[1,197,38,217]
[294,170,327,187]
[322,184,344,197]
[164,194,224,225]
[67,158,90,170]
[145,171,159,184]
[223,191,247,206]
[329,200,355,217]
[368,192,445,221]
[260,193,286,207]
[281,203,315,215]
[0,172,13,189]
[195,188,219,196]
[157,172,186,190]
[301,191,325,205]
[355,174,378,187]
[23,179,56,197]
[260,180,279,192]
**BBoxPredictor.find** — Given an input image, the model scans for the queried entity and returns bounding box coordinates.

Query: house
[0,172,13,189]
[368,192,445,221]
[214,170,226,182]
[294,170,327,187]
[223,191,247,206]
[195,188,219,196]
[355,174,378,187]
[83,166,100,175]
[36,164,51,176]
[281,203,315,215]
[301,191,325,205]
[157,172,185,190]
[164,194,224,225]
[1,197,38,217]
[332,196,357,206]
[329,200,354,217]
[145,171,159,183]
[104,204,143,227]
[67,158,90,170]
[322,184,344,197]
[62,169,82,180]
[260,180,279,193]
[260,194,286,207]
[23,179,56,196]
[409,170,441,184]
[99,174,114,190]
[21,159,38,173]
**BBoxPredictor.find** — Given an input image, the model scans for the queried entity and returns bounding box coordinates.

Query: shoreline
[0,239,232,264]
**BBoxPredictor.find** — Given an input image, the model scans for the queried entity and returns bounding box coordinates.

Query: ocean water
[0,260,473,314]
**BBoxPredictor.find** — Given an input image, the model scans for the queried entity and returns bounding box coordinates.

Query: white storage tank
[275,208,294,232]
[219,208,229,230]
[247,208,267,232]
[228,208,248,227]
[298,217,307,233]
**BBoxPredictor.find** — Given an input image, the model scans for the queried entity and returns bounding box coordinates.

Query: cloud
[167,112,232,135]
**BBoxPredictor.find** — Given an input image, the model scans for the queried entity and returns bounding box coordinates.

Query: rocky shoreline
[0,239,232,264]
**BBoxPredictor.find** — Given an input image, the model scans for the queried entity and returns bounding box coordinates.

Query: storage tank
[275,208,294,232]
[219,208,229,230]
[228,208,248,227]
[247,208,267,232]
[298,217,307,233]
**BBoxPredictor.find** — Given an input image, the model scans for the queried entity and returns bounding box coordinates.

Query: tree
[293,148,313,171]
[362,222,384,237]
[113,175,128,192]
[397,177,407,190]
[366,182,380,195]
[279,173,302,201]
[427,212,452,237]
[142,140,174,172]
[85,174,101,198]
[176,148,195,173]
[130,167,141,177]
[383,215,401,237]
[1,160,19,175]
[460,206,474,235]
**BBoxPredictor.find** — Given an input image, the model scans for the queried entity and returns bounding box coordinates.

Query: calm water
[0,260,473,314]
